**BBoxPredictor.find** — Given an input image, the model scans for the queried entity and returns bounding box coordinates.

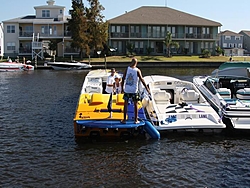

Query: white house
[0,23,3,58]
[2,0,76,59]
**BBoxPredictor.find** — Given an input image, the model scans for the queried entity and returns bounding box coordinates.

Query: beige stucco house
[108,6,222,56]
[2,0,76,59]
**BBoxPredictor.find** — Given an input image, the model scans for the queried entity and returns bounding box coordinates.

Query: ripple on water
[1,70,250,187]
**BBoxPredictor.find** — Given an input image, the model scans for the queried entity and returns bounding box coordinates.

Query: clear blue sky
[1,0,249,33]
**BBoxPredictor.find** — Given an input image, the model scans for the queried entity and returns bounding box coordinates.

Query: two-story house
[2,0,76,59]
[239,30,250,54]
[108,6,222,56]
[218,30,244,56]
[0,23,3,57]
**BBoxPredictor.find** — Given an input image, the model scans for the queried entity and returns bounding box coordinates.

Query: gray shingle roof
[108,6,222,26]
[240,30,250,36]
[219,30,243,36]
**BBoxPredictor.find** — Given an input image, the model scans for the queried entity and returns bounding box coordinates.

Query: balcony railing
[19,48,32,54]
[19,30,72,38]
[110,32,215,39]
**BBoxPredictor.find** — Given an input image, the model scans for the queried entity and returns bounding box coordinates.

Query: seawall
[37,61,224,69]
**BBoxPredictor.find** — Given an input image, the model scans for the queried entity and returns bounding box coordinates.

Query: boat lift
[32,33,44,60]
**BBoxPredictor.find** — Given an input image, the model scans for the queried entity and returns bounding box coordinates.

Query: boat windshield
[204,78,217,95]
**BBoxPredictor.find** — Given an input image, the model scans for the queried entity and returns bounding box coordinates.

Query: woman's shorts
[123,93,140,101]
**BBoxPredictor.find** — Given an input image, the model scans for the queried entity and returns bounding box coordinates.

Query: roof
[108,6,222,26]
[34,5,65,9]
[3,15,69,24]
[240,30,250,36]
[219,30,243,36]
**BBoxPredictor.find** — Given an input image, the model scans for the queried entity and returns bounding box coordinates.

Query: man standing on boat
[121,58,150,124]
[106,68,116,118]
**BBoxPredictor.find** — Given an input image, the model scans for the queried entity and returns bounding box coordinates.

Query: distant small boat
[48,61,92,70]
[0,62,34,72]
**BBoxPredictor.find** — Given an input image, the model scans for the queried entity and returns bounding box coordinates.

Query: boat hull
[0,62,34,71]
[73,69,160,141]
[48,62,92,70]
[142,75,226,133]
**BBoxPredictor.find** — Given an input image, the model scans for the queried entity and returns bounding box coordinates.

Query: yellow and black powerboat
[73,69,160,141]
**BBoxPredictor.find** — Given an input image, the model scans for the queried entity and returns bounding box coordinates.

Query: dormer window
[42,10,50,18]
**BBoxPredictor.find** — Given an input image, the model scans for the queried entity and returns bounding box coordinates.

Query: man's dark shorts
[123,93,140,102]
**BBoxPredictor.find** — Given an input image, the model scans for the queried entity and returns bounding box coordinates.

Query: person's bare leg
[121,100,128,123]
[134,101,139,123]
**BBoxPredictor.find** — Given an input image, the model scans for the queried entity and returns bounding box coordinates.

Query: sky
[0,0,249,33]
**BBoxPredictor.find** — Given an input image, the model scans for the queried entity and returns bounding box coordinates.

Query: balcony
[110,32,215,40]
[19,30,72,38]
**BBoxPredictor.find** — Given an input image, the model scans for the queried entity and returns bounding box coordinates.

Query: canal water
[1,68,250,187]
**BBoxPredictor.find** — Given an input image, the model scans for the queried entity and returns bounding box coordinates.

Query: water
[1,68,250,187]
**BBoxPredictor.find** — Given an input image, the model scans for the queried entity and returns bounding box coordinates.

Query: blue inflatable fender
[144,121,160,139]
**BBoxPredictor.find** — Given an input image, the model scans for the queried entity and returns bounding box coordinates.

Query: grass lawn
[78,55,250,63]
[2,55,250,63]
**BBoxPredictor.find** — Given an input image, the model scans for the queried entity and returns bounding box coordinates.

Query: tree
[126,42,134,56]
[200,49,211,58]
[68,0,90,58]
[163,31,179,57]
[215,46,223,56]
[86,0,108,57]
[49,39,61,55]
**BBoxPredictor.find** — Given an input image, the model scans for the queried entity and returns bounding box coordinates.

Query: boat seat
[217,88,231,99]
[236,88,250,100]
[181,90,199,103]
[90,93,103,105]
[153,90,171,104]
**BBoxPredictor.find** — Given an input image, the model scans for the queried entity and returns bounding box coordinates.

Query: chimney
[47,0,55,6]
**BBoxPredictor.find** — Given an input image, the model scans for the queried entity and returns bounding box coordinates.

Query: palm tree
[163,31,179,57]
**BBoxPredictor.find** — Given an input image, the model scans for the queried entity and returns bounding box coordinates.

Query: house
[239,30,250,54]
[218,30,244,56]
[108,6,222,56]
[0,23,3,58]
[2,0,76,59]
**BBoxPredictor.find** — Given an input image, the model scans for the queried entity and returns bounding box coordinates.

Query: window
[42,10,50,17]
[60,9,63,14]
[225,36,231,40]
[41,25,52,35]
[130,26,135,33]
[223,43,227,48]
[235,36,240,40]
[7,25,15,33]
[111,26,115,32]
[117,26,120,33]
[201,42,204,49]
[210,42,213,49]
[148,26,152,37]
[7,42,15,50]
[205,42,209,48]
[161,26,165,37]
[238,43,242,48]
[121,26,125,33]
[189,27,193,34]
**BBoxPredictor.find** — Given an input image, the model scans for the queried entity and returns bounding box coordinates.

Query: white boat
[0,62,34,72]
[193,75,250,130]
[141,75,226,133]
[211,61,250,78]
[48,61,92,70]
[73,69,160,141]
